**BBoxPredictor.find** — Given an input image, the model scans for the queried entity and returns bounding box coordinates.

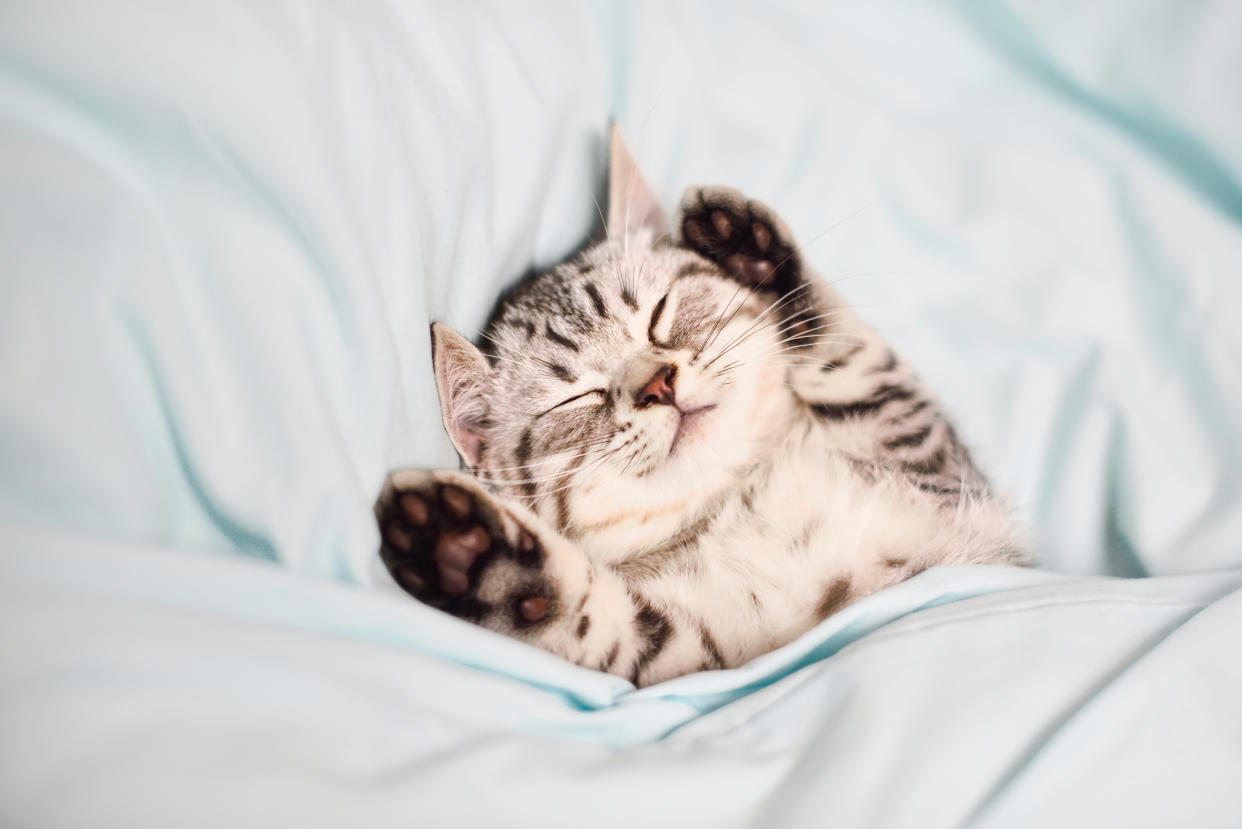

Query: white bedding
[2,2,1241,826]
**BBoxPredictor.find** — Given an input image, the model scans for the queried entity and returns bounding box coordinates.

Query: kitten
[376,128,1026,687]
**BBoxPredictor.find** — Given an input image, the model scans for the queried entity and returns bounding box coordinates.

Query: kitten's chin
[667,405,716,458]
[658,405,760,485]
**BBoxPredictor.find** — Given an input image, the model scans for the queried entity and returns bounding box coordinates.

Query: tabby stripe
[583,282,609,319]
[561,292,589,325]
[599,642,621,672]
[516,428,533,464]
[517,471,536,498]
[629,600,673,683]
[914,480,960,498]
[553,450,588,532]
[698,623,725,670]
[884,422,934,451]
[845,455,878,482]
[902,446,947,475]
[516,428,536,497]
[889,399,932,422]
[811,383,916,420]
[546,362,575,384]
[816,576,852,621]
[545,324,580,352]
[621,287,639,311]
[612,512,710,580]
[668,512,714,549]
[820,342,864,373]
[675,262,717,280]
[869,350,898,373]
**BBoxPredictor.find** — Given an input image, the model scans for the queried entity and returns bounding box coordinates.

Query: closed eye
[537,389,607,418]
[648,293,671,346]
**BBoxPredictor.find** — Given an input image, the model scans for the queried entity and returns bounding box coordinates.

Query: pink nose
[636,364,677,408]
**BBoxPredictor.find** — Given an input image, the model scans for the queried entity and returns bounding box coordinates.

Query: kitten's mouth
[669,405,716,457]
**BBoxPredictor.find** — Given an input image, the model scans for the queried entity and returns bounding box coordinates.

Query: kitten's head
[432,130,804,524]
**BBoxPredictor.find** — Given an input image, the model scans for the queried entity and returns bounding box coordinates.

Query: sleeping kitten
[376,128,1026,687]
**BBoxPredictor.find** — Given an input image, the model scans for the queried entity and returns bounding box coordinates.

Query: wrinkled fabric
[1,2,1240,827]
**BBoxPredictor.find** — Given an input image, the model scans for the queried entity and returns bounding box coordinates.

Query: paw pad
[519,596,548,622]
[680,188,801,296]
[679,187,818,343]
[377,476,556,628]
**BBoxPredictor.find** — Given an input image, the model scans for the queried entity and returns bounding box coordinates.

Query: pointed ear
[430,322,491,468]
[608,124,666,240]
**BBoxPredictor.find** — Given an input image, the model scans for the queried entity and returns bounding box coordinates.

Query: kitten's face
[430,130,800,520]
[475,234,791,503]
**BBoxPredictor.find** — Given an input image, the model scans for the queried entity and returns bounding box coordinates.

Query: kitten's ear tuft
[608,125,667,241]
[430,322,491,468]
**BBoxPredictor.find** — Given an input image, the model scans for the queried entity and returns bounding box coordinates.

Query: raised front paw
[376,470,557,631]
[679,186,803,298]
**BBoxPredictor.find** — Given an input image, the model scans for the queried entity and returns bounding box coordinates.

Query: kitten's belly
[635,445,1017,667]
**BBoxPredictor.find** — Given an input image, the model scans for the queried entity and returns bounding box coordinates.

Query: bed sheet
[2,1,1241,826]
[3,528,1241,827]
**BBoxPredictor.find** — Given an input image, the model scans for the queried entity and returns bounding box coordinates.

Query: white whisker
[502,439,636,499]
[476,436,616,475]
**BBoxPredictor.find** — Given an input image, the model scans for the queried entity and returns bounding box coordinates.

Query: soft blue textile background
[1,2,1240,827]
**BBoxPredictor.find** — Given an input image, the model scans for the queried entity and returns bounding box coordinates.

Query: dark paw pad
[680,187,802,298]
[377,478,553,626]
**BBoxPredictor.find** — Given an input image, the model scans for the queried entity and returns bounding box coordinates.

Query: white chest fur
[574,407,1019,667]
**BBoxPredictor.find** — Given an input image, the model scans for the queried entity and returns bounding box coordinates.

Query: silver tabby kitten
[376,129,1026,687]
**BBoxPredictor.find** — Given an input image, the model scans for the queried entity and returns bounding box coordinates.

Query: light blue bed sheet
[1,1,1240,826]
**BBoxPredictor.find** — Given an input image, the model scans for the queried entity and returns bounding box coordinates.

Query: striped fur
[377,137,1026,687]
